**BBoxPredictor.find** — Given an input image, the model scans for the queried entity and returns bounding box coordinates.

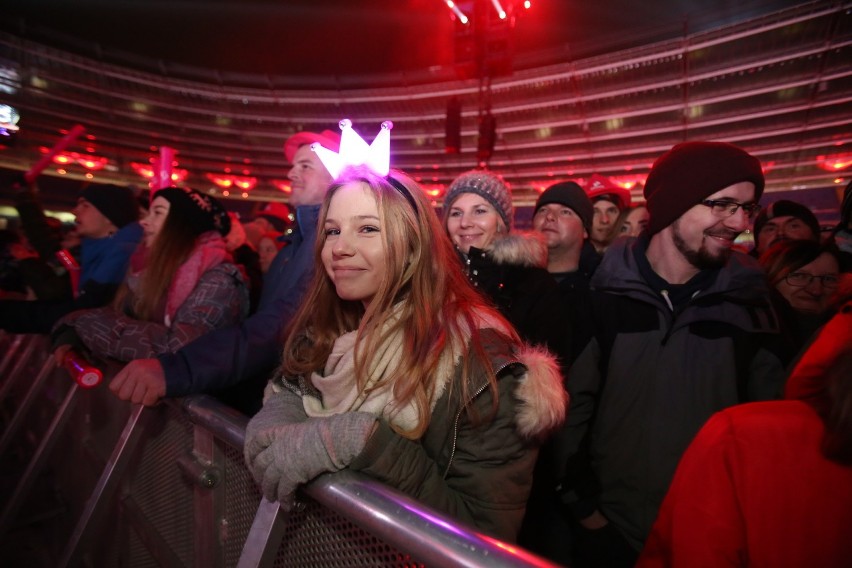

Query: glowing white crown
[312,119,393,178]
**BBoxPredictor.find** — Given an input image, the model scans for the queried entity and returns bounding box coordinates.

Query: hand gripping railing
[181,395,560,568]
[1,339,561,567]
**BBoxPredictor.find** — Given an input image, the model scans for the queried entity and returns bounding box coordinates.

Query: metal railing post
[0,354,57,456]
[0,382,80,535]
[58,403,151,568]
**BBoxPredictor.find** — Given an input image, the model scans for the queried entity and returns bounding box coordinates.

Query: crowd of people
[1,124,850,567]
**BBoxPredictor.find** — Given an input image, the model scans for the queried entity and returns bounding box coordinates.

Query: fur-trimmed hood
[485,232,549,269]
[512,342,568,440]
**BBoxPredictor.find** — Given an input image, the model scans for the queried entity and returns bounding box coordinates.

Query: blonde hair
[280,166,517,438]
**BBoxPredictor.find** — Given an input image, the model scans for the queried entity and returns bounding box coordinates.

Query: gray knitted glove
[244,387,309,468]
[249,411,377,506]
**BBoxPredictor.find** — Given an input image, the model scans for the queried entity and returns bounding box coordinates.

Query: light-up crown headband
[312,119,392,179]
[312,118,417,212]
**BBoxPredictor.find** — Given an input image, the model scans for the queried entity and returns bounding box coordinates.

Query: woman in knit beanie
[52,186,249,361]
[441,168,571,376]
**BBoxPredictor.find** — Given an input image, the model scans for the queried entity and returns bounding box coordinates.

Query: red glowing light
[816,153,852,172]
[207,173,255,191]
[52,154,73,164]
[233,176,257,191]
[206,173,234,189]
[272,180,292,193]
[170,169,188,183]
[78,156,107,170]
[131,162,155,179]
[423,184,445,197]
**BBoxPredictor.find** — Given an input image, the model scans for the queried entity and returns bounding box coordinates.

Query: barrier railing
[0,334,561,567]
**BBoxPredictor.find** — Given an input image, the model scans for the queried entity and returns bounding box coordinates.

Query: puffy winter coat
[260,328,567,542]
[559,236,787,550]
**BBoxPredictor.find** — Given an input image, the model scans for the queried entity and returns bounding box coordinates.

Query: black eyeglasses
[701,199,762,220]
[784,272,840,289]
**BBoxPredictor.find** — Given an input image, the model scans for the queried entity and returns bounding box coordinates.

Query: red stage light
[206,173,234,188]
[272,180,292,193]
[130,162,155,179]
[817,153,852,172]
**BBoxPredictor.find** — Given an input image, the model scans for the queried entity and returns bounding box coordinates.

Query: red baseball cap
[283,130,341,163]
[585,173,632,211]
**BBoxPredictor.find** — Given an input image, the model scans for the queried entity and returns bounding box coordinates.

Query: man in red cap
[557,142,787,567]
[108,129,340,412]
[584,174,632,253]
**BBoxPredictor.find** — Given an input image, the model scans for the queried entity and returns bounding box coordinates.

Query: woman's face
[257,237,279,273]
[620,206,649,237]
[445,193,504,254]
[140,196,170,247]
[321,182,388,308]
[775,252,840,314]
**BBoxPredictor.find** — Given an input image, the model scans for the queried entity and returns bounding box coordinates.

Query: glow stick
[151,146,175,197]
[24,124,86,184]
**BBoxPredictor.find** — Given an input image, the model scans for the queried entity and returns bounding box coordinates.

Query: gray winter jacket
[559,236,786,550]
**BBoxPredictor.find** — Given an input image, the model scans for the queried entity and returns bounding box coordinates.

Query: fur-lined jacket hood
[509,342,568,439]
[474,327,567,441]
[478,231,549,269]
[349,325,568,541]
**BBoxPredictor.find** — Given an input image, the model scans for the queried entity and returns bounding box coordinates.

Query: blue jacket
[158,204,320,408]
[78,222,144,290]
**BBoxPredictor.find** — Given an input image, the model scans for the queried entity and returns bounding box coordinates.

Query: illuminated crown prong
[312,119,394,178]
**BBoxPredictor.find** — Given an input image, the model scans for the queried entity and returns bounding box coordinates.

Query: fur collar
[487,232,548,269]
[512,343,568,440]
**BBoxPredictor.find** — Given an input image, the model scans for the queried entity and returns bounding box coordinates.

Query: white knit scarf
[303,307,509,433]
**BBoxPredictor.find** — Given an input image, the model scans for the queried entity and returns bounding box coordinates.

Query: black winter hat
[643,142,765,235]
[80,184,139,229]
[534,181,594,235]
[153,187,231,236]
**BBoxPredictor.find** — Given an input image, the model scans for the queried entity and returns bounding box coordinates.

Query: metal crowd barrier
[0,334,560,567]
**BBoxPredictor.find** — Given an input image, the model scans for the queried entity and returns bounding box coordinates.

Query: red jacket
[638,401,852,567]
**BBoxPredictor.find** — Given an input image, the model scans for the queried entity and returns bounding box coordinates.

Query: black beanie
[752,199,821,249]
[80,184,139,229]
[643,142,765,235]
[534,181,594,234]
[153,187,231,236]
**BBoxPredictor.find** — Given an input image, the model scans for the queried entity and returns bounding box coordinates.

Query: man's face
[287,144,334,208]
[669,181,756,270]
[591,199,620,243]
[72,198,116,239]
[757,214,817,254]
[532,203,587,252]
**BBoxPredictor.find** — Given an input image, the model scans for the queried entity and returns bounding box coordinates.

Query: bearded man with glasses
[555,142,788,567]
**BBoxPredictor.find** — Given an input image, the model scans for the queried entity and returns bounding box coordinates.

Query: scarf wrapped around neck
[165,232,230,325]
[126,231,231,326]
[303,306,509,433]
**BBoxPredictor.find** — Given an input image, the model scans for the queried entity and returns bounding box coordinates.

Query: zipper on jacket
[442,358,517,479]
[659,289,704,345]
